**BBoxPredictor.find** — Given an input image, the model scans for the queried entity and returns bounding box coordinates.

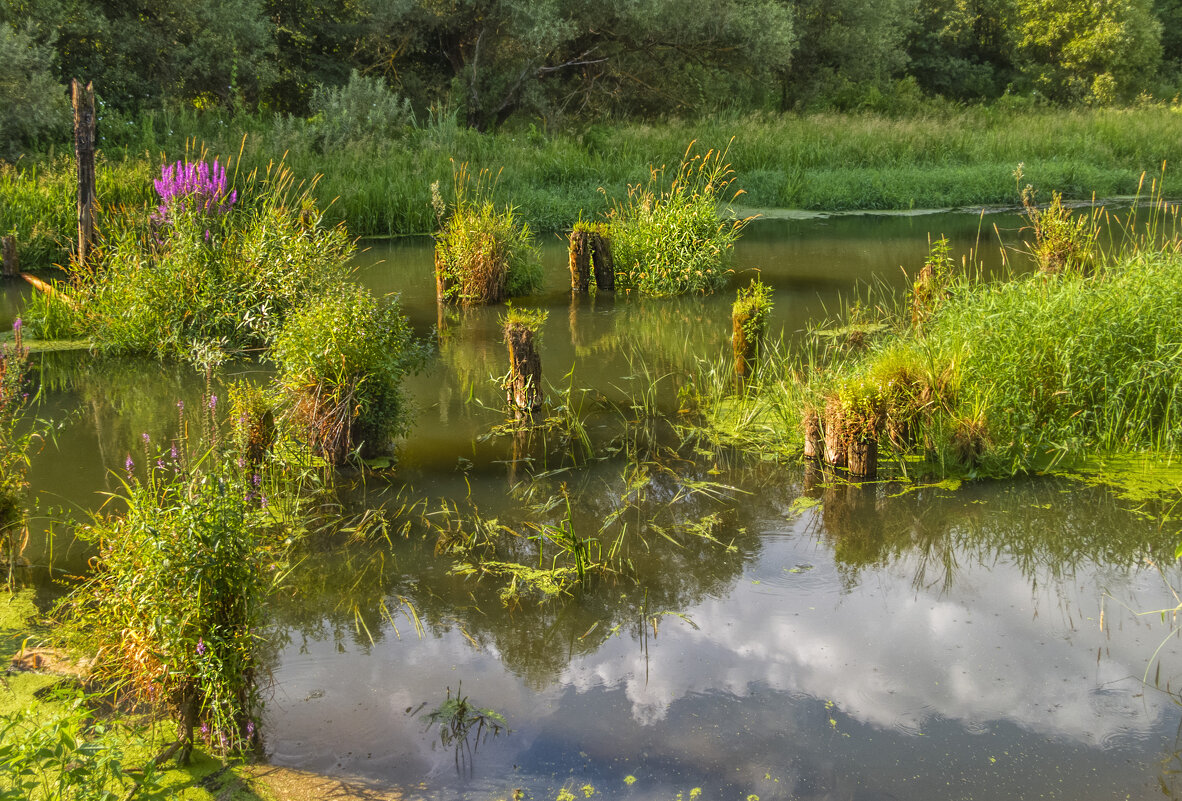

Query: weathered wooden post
[1,236,16,279]
[847,432,878,480]
[72,80,96,270]
[504,311,546,415]
[590,230,615,291]
[802,406,822,460]
[569,227,592,292]
[732,278,772,378]
[823,395,847,468]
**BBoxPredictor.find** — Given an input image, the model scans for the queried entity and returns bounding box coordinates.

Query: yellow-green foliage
[434,165,542,305]
[610,142,750,296]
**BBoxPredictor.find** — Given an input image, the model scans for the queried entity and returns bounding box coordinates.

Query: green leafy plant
[421,683,507,771]
[26,159,353,361]
[60,446,281,764]
[732,277,773,375]
[270,283,423,463]
[0,690,163,801]
[609,142,751,296]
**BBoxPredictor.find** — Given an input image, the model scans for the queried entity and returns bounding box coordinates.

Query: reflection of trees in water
[266,455,783,689]
[32,351,263,482]
[806,467,1171,592]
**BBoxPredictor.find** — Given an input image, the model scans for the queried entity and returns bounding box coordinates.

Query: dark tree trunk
[72,80,96,271]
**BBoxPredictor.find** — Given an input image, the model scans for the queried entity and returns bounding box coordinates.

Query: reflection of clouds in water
[562,523,1181,746]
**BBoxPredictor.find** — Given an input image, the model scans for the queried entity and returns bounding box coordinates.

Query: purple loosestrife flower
[142,432,150,446]
[208,394,217,411]
[196,638,206,656]
[152,159,238,223]
[124,454,134,473]
[177,400,185,412]
[246,720,255,738]
[12,318,20,333]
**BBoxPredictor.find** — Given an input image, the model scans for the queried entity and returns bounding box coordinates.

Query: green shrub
[434,165,543,305]
[63,450,278,763]
[609,143,749,296]
[310,70,416,151]
[270,284,423,462]
[0,691,163,800]
[26,160,353,360]
[0,26,69,161]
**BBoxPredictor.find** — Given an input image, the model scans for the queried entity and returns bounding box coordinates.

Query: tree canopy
[1,0,1180,147]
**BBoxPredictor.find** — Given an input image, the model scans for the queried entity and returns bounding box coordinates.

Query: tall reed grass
[728,172,1182,476]
[7,106,1182,267]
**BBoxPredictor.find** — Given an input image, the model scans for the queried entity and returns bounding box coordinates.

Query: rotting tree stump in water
[823,395,848,468]
[802,407,822,460]
[568,225,616,293]
[1,236,16,279]
[505,321,542,415]
[847,434,878,480]
[591,230,615,291]
[569,228,592,292]
[72,80,95,270]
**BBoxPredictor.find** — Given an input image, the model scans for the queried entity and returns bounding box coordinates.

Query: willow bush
[270,283,424,463]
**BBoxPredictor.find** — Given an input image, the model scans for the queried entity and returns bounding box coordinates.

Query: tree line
[1,0,1179,156]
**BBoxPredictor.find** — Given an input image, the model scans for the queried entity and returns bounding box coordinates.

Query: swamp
[3,198,1182,800]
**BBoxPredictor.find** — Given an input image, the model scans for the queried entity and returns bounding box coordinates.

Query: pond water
[4,209,1182,800]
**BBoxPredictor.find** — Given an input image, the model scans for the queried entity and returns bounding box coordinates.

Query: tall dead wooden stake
[1,236,16,279]
[72,80,96,270]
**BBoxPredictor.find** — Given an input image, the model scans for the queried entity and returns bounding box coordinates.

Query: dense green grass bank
[4,106,1182,268]
[704,197,1182,481]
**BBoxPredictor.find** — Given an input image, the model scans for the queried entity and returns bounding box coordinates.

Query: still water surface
[4,210,1181,800]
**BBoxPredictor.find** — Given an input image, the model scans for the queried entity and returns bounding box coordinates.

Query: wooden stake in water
[569,225,616,293]
[802,407,822,460]
[823,395,848,468]
[847,434,878,480]
[505,321,542,414]
[72,80,96,270]
[569,228,592,292]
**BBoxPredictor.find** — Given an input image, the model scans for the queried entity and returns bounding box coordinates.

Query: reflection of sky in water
[265,505,1182,800]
